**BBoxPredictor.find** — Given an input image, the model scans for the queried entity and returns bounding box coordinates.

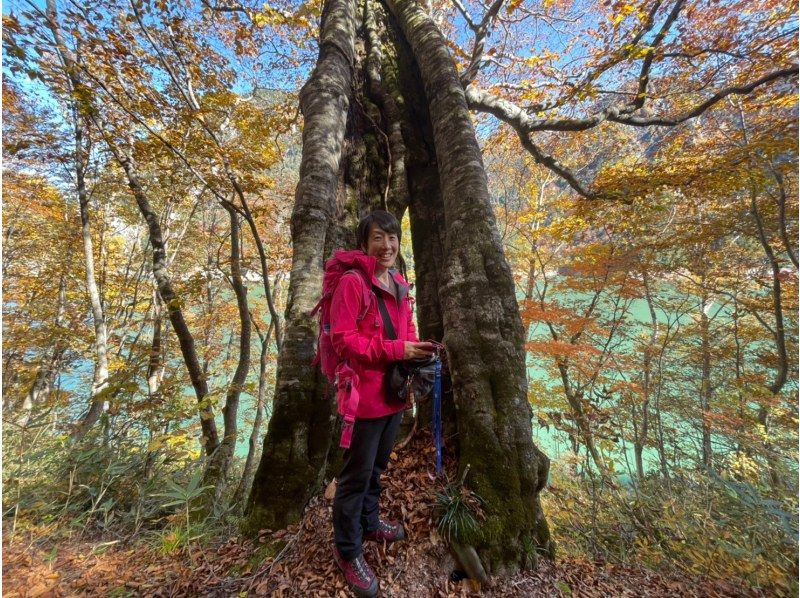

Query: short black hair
[356,210,401,250]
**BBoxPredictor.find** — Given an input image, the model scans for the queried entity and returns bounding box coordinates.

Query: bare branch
[625,0,686,113]
[466,62,795,194]
[458,0,505,85]
[618,67,798,126]
[450,0,477,30]
[516,130,599,200]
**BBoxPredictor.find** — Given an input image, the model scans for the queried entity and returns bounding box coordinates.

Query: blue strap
[433,358,442,474]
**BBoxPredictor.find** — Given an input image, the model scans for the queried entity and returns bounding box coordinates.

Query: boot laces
[353,555,371,582]
[378,520,394,533]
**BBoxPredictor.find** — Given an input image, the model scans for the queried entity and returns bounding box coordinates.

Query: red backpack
[309,254,373,448]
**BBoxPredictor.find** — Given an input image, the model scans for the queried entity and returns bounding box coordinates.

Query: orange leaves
[520,300,572,324]
[526,339,603,359]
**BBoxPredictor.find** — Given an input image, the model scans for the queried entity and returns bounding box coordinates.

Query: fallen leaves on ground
[3,433,764,597]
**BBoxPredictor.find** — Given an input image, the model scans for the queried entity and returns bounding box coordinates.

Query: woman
[329,210,434,597]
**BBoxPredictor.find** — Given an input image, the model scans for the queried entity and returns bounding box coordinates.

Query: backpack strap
[342,269,373,322]
[375,293,397,341]
[335,271,372,447]
[338,372,360,449]
[309,296,325,317]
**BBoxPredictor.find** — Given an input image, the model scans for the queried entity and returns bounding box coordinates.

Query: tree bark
[232,319,275,514]
[147,288,164,402]
[700,284,713,469]
[243,0,356,534]
[72,128,112,440]
[378,0,552,573]
[102,133,220,455]
[633,269,657,480]
[750,184,788,487]
[362,0,453,431]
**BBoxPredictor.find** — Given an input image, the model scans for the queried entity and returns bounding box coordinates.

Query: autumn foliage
[3,0,797,595]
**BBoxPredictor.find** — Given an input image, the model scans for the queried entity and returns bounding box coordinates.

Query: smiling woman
[358,210,401,287]
[314,210,432,596]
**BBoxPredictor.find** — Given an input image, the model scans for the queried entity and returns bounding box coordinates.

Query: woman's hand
[403,341,435,360]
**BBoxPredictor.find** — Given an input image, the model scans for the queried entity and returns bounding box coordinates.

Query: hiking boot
[333,547,379,598]
[364,519,406,543]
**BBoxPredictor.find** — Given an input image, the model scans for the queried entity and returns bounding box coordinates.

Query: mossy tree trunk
[382,0,552,573]
[243,0,358,534]
[245,0,552,575]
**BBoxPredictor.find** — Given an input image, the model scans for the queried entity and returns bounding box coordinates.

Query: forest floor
[4,435,766,598]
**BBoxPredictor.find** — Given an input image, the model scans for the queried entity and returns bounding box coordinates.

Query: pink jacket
[329,249,418,419]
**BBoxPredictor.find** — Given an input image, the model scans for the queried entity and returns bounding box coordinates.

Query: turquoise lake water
[48,267,751,482]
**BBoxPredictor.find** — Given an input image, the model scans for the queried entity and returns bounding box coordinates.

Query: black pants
[333,411,402,561]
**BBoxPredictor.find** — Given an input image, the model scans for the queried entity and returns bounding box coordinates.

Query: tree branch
[624,0,686,113]
[458,0,505,85]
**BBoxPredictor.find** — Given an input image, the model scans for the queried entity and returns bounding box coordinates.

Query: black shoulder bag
[375,291,439,405]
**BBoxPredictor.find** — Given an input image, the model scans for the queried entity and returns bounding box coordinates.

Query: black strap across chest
[374,292,397,341]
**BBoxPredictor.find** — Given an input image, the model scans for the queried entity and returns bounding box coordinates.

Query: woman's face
[364,224,399,270]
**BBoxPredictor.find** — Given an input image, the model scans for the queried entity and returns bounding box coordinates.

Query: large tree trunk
[245,0,552,573]
[242,0,356,534]
[382,0,551,572]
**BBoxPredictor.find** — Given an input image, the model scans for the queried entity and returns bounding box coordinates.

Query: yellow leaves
[253,12,275,28]
[608,2,636,27]
[505,0,523,15]
[770,93,799,109]
[624,43,653,60]
[523,50,560,69]
[254,2,315,29]
[723,452,761,484]
[148,430,200,464]
[147,435,168,452]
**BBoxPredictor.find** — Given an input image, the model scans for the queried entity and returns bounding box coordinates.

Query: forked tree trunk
[383,0,551,572]
[203,207,251,508]
[245,0,552,573]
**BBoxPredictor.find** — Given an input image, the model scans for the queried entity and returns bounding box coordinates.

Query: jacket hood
[331,249,410,299]
[331,249,377,279]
